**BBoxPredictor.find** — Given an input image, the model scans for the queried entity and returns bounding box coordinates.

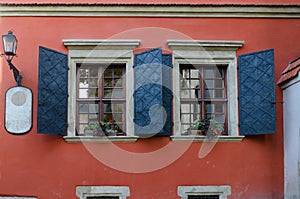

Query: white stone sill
[171,135,245,142]
[64,135,244,143]
[64,136,139,143]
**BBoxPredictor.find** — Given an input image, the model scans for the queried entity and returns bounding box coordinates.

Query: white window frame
[63,40,140,143]
[76,186,130,199]
[178,185,231,199]
[168,40,244,142]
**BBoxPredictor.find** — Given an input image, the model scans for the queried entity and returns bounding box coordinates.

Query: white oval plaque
[5,86,32,134]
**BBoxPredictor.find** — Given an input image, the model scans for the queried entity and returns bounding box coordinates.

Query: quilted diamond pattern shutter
[134,48,172,136]
[37,46,68,136]
[238,49,276,135]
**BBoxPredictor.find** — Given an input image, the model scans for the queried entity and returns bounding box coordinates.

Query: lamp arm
[7,59,22,86]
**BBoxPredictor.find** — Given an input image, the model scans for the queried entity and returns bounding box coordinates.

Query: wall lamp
[1,31,22,86]
[1,30,32,135]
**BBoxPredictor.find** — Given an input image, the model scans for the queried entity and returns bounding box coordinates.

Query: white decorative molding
[167,40,244,50]
[63,40,141,49]
[0,4,300,18]
[171,135,245,142]
[63,39,140,139]
[76,186,130,199]
[168,40,244,137]
[178,185,231,199]
[64,136,139,143]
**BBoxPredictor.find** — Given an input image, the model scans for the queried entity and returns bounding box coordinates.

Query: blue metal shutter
[37,46,68,136]
[238,49,276,135]
[134,48,172,136]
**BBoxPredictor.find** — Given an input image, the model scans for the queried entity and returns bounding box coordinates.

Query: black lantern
[1,31,22,86]
[2,31,17,58]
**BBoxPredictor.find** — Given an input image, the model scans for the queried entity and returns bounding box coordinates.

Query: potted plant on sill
[99,120,123,136]
[84,122,106,136]
[186,119,224,138]
[84,120,124,136]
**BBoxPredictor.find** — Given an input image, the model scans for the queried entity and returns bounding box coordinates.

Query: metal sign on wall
[5,86,33,134]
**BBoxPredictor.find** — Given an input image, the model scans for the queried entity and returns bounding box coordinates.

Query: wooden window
[76,63,126,136]
[180,64,227,134]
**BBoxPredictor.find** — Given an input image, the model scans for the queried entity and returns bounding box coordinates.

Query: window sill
[63,136,139,143]
[170,135,245,142]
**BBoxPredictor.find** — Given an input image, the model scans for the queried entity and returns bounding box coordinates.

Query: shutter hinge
[271,101,283,104]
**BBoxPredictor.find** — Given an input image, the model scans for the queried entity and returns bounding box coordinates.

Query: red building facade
[0,1,299,198]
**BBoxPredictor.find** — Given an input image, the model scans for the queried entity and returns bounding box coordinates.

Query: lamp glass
[2,31,17,56]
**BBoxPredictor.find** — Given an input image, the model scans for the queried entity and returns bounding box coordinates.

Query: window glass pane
[90,78,98,87]
[180,79,189,89]
[215,103,224,112]
[104,78,113,87]
[89,114,98,122]
[215,90,224,98]
[89,67,98,77]
[180,89,190,98]
[89,104,98,113]
[192,113,201,122]
[79,103,89,113]
[78,125,86,135]
[79,88,88,98]
[191,103,201,114]
[191,69,199,78]
[88,88,98,98]
[205,113,212,119]
[114,68,123,77]
[215,114,225,123]
[104,89,112,98]
[79,114,88,123]
[182,124,190,132]
[181,68,190,78]
[103,103,112,113]
[113,113,123,123]
[103,114,113,121]
[204,68,215,78]
[215,79,224,88]
[194,85,201,98]
[113,103,123,113]
[79,68,89,78]
[112,89,123,98]
[205,103,213,113]
[205,79,215,89]
[104,68,113,77]
[191,80,200,90]
[181,104,190,113]
[181,114,190,124]
[114,78,123,87]
[79,78,89,88]
[205,89,214,98]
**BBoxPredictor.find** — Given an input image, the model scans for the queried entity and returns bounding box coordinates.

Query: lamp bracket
[7,59,22,86]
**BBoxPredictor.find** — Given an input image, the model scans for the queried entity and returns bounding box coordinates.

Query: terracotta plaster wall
[0,17,297,199]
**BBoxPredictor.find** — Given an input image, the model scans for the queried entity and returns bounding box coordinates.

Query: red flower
[109,120,113,123]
